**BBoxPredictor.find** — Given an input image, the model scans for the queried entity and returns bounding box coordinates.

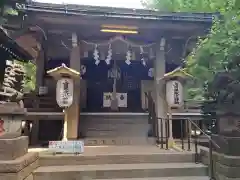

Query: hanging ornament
[125,46,132,65]
[80,65,86,75]
[93,44,100,65]
[140,46,146,66]
[100,51,105,61]
[83,51,88,58]
[105,44,112,65]
[149,47,154,59]
[148,68,154,78]
[132,51,136,60]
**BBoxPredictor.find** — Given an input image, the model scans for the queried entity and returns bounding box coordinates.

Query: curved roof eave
[22,2,216,24]
[0,28,33,61]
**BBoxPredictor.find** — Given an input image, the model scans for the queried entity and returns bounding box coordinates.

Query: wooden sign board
[49,141,84,154]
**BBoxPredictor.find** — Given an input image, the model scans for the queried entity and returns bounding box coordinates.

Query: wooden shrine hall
[9,2,213,145]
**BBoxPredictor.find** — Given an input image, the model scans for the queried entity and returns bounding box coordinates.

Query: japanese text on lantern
[173,82,180,105]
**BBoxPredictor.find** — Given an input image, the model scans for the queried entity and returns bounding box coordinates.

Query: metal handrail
[187,118,220,149]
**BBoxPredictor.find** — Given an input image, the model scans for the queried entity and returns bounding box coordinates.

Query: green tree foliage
[0,1,35,92]
[15,60,36,92]
[143,0,240,113]
[0,0,26,24]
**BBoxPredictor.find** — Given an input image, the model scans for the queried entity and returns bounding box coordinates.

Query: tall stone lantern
[47,63,81,140]
[160,67,192,147]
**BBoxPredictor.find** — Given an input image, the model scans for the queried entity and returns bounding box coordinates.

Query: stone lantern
[0,102,26,138]
[47,63,81,140]
[159,67,192,147]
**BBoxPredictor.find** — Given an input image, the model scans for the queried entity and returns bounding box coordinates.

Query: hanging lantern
[105,44,112,65]
[56,78,74,108]
[166,80,183,108]
[148,68,154,78]
[93,44,100,65]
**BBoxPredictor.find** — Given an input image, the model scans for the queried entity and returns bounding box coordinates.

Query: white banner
[49,141,84,154]
[103,92,112,107]
[103,92,127,107]
[117,93,127,107]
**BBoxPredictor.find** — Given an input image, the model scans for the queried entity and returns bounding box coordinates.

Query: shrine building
[10,2,214,145]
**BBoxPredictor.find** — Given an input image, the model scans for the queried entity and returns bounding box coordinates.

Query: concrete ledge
[0,152,38,173]
[0,159,39,180]
[216,162,240,178]
[0,136,28,160]
[33,163,207,180]
[39,153,195,166]
[24,174,33,180]
[216,173,240,180]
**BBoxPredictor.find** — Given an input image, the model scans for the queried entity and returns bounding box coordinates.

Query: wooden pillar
[31,48,45,145]
[154,38,167,138]
[64,33,80,140]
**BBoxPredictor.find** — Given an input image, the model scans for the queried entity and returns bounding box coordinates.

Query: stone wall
[200,147,240,180]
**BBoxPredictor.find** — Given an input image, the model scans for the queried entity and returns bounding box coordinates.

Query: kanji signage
[166,80,183,108]
[56,78,74,108]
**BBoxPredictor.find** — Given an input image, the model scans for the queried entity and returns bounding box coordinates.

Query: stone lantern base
[0,136,39,180]
[209,113,240,180]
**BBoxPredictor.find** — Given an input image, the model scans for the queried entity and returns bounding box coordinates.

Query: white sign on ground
[48,141,84,153]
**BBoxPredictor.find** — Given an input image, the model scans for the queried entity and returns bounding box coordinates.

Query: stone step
[96,177,209,180]
[79,114,149,139]
[83,137,155,146]
[33,163,208,180]
[39,152,195,166]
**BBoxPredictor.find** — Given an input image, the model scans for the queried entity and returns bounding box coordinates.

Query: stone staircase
[79,113,153,146]
[32,146,209,180]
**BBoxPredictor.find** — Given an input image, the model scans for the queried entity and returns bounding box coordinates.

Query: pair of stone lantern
[47,63,81,141]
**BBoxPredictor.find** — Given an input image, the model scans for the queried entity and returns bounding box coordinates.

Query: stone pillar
[154,38,167,139]
[65,33,80,140]
[0,136,39,180]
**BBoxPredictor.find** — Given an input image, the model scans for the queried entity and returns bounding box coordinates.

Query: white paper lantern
[166,80,183,108]
[56,78,74,108]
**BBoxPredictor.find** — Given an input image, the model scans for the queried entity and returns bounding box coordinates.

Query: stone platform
[0,136,39,180]
[28,145,208,180]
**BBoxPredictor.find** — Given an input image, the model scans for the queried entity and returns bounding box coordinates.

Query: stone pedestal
[210,114,240,180]
[0,136,39,180]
